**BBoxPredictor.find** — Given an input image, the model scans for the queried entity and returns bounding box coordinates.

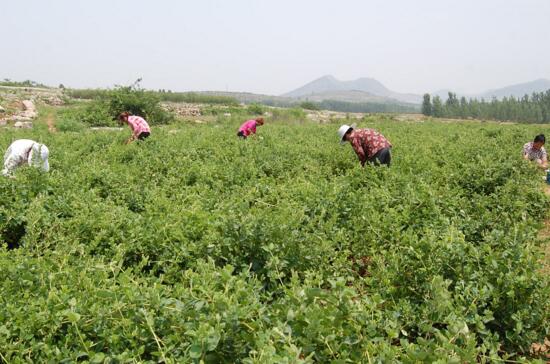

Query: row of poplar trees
[422,90,550,123]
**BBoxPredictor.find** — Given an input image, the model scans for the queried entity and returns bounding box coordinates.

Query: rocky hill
[283,75,422,104]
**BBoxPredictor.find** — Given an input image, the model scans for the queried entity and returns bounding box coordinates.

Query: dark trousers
[237,131,246,139]
[138,132,150,140]
[368,147,391,166]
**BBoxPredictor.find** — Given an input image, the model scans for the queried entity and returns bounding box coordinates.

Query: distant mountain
[196,90,419,112]
[478,78,550,99]
[283,75,423,104]
[432,79,550,101]
[288,90,400,104]
[198,91,295,104]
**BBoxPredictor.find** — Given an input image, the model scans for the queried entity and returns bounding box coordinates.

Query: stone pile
[14,121,33,129]
[162,103,202,117]
[0,99,38,128]
[305,110,364,123]
[42,95,64,106]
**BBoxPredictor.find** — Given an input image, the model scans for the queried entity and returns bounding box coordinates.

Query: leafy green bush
[56,118,87,133]
[63,82,174,127]
[57,103,114,127]
[247,103,265,115]
[0,121,548,361]
[63,88,109,99]
[101,83,173,125]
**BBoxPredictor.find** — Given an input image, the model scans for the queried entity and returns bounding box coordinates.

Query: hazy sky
[2,0,549,95]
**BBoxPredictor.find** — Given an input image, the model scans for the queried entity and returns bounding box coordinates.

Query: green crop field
[1,118,549,362]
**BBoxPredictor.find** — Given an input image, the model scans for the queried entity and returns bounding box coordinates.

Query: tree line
[421,90,550,123]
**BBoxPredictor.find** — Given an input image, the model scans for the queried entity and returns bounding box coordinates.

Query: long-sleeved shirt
[127,115,151,138]
[348,128,391,166]
[238,120,257,136]
[2,139,49,176]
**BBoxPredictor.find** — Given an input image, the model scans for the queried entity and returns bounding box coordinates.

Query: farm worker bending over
[237,117,264,139]
[118,112,151,144]
[522,134,547,169]
[2,139,50,177]
[338,124,392,166]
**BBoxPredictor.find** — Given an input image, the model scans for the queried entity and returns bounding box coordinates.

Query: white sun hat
[28,143,50,172]
[337,123,356,144]
[40,145,50,172]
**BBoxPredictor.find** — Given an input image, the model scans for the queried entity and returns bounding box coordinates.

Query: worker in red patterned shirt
[338,124,392,166]
[118,112,151,144]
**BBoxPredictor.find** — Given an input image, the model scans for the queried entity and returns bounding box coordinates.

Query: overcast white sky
[2,0,549,95]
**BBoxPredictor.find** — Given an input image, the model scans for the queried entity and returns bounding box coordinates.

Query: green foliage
[422,93,432,116]
[432,95,444,117]
[59,103,115,127]
[316,99,419,113]
[66,89,239,106]
[101,83,173,125]
[258,97,419,114]
[64,82,174,126]
[423,89,550,123]
[63,87,420,116]
[0,121,548,361]
[56,115,87,133]
[0,79,50,88]
[247,103,265,115]
[157,91,239,105]
[299,101,321,110]
[64,88,109,100]
[287,107,306,119]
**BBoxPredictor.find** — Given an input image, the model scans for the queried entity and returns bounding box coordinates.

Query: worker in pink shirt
[237,117,264,139]
[118,112,151,144]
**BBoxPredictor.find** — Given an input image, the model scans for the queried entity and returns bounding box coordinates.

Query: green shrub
[56,119,86,133]
[58,103,114,127]
[63,88,108,99]
[102,84,173,124]
[64,81,174,127]
[247,103,265,115]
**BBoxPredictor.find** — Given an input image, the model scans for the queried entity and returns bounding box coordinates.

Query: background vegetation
[0,79,51,88]
[61,82,174,127]
[64,86,419,114]
[422,90,550,123]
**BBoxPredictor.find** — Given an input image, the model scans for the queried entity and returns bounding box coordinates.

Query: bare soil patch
[45,110,56,132]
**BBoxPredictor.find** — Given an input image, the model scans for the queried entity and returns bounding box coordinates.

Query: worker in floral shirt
[118,112,151,144]
[338,124,392,166]
[522,134,547,169]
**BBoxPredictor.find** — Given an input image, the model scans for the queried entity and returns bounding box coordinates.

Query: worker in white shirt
[2,139,50,177]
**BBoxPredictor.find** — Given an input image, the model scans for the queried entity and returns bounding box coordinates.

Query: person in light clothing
[118,112,151,144]
[338,124,392,166]
[237,117,264,139]
[2,139,50,176]
[522,134,547,169]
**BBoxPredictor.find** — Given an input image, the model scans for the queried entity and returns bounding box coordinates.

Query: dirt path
[45,111,56,133]
[35,106,57,133]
